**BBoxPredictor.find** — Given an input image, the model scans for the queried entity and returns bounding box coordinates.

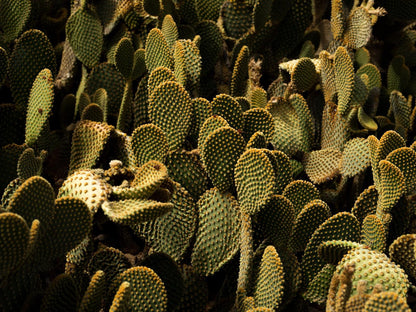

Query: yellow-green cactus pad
[303,148,342,184]
[112,161,168,200]
[25,69,54,146]
[189,97,213,140]
[165,150,208,200]
[331,0,345,40]
[341,137,371,178]
[66,3,103,68]
[192,188,241,276]
[231,46,249,97]
[195,20,223,74]
[304,264,336,304]
[361,214,386,252]
[385,147,416,194]
[81,103,104,122]
[148,81,192,150]
[387,55,410,93]
[79,270,106,312]
[246,132,267,149]
[148,66,176,98]
[201,127,245,192]
[142,253,184,312]
[195,0,223,21]
[176,264,209,312]
[390,91,411,137]
[364,291,411,312]
[110,281,131,312]
[269,150,293,195]
[291,57,319,92]
[17,148,44,181]
[7,176,54,226]
[131,48,146,82]
[221,0,253,39]
[356,63,382,91]
[0,143,26,194]
[249,87,268,108]
[115,266,168,312]
[352,185,378,225]
[145,28,173,74]
[137,183,197,261]
[336,247,409,297]
[40,274,79,312]
[282,180,320,216]
[389,234,416,282]
[0,212,29,278]
[161,15,178,52]
[9,29,56,111]
[211,93,244,131]
[255,195,294,250]
[0,0,31,43]
[58,170,111,213]
[321,101,349,151]
[235,149,276,215]
[290,199,331,253]
[102,199,173,226]
[377,160,405,217]
[242,108,274,142]
[131,124,168,167]
[69,121,114,174]
[344,7,372,49]
[115,38,134,80]
[254,246,285,310]
[302,212,360,286]
[317,240,363,265]
[85,63,125,124]
[319,50,336,103]
[174,39,201,92]
[198,115,229,155]
[334,46,354,116]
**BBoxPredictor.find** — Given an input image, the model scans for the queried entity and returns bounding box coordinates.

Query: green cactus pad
[66,4,103,68]
[148,66,176,98]
[290,199,331,253]
[291,57,319,92]
[255,195,295,250]
[249,87,268,108]
[317,240,363,265]
[304,264,336,304]
[211,94,244,131]
[201,126,245,192]
[385,147,416,194]
[235,149,276,215]
[9,29,56,111]
[103,199,173,226]
[176,264,209,312]
[345,7,372,49]
[115,266,168,312]
[161,15,178,52]
[17,148,44,181]
[336,247,409,297]
[319,50,336,103]
[352,185,378,224]
[331,0,345,40]
[7,176,55,227]
[303,148,342,184]
[230,46,249,97]
[115,38,134,80]
[148,81,192,150]
[192,188,241,276]
[198,115,229,155]
[0,143,26,194]
[69,121,114,174]
[387,55,410,94]
[145,28,173,73]
[79,270,106,312]
[334,46,354,116]
[341,137,371,178]
[81,103,104,122]
[174,39,201,92]
[25,69,55,146]
[165,150,208,200]
[110,281,131,312]
[389,234,416,282]
[131,124,168,167]
[40,274,79,312]
[0,212,29,278]
[269,150,293,195]
[301,212,360,286]
[364,291,411,312]
[361,214,386,252]
[0,0,31,43]
[254,246,285,310]
[58,170,111,213]
[195,20,223,74]
[246,132,267,149]
[242,108,274,142]
[282,180,320,216]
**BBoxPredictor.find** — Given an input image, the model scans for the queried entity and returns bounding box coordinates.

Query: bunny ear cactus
[40,274,80,312]
[0,0,31,43]
[79,270,106,312]
[110,281,131,312]
[361,214,386,252]
[364,291,411,312]
[145,28,173,73]
[148,66,176,97]
[389,234,416,282]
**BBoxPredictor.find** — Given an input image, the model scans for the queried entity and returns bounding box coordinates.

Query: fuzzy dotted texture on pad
[317,240,364,265]
[230,45,249,97]
[304,148,342,184]
[304,264,336,305]
[336,247,409,298]
[40,274,79,312]
[9,29,56,111]
[341,137,371,178]
[148,66,176,98]
[361,214,386,252]
[201,127,245,192]
[198,115,229,156]
[7,176,55,226]
[363,291,411,312]
[58,170,111,213]
[148,81,192,150]
[0,0,31,43]
[69,121,113,174]
[235,149,276,215]
[345,7,372,49]
[25,69,54,146]
[385,147,416,194]
[0,212,29,278]
[334,46,354,116]
[145,28,173,73]
[243,108,274,142]
[116,266,167,312]
[291,57,319,92]
[79,270,106,312]
[301,212,360,286]
[282,180,320,216]
[115,38,134,80]
[211,94,244,131]
[389,234,416,282]
[103,199,173,226]
[66,4,103,68]
[131,124,168,167]
[352,185,378,225]
[192,188,241,276]
[110,281,131,312]
[254,246,285,310]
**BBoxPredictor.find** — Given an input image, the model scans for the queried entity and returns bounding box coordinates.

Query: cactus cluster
[1,0,416,311]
